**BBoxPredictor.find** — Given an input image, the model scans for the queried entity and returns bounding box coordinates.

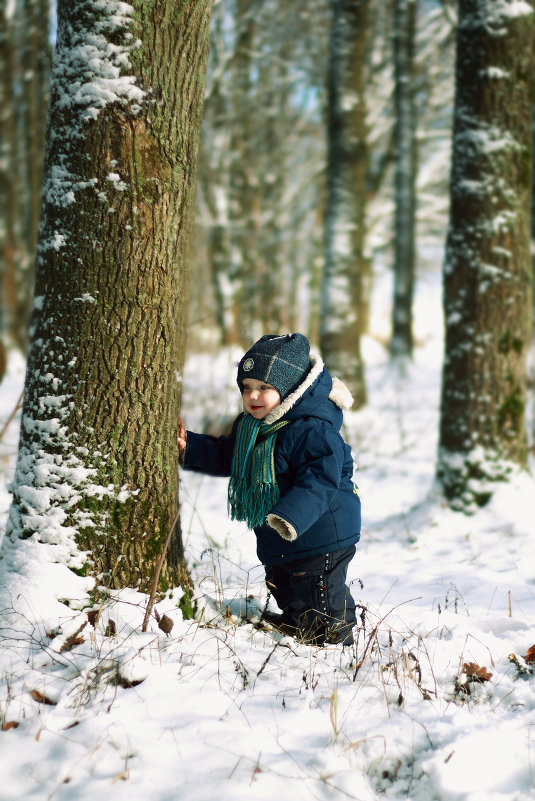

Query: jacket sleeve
[182,417,239,477]
[267,422,345,537]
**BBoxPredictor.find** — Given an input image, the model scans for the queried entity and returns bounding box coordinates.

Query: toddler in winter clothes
[178,333,361,645]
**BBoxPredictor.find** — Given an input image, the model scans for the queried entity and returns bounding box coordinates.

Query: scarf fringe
[228,477,281,529]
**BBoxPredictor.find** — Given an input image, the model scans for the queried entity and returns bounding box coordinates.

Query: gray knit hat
[237,334,311,399]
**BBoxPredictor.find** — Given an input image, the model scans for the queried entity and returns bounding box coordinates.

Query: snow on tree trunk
[390,0,417,359]
[2,0,213,599]
[320,0,369,405]
[438,0,534,510]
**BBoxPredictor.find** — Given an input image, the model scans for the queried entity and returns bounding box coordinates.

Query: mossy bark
[438,0,534,508]
[4,0,213,596]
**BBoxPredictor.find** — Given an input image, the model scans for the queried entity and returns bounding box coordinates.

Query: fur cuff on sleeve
[266,513,297,542]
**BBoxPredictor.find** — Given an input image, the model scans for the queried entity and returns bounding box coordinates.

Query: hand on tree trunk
[178,418,187,455]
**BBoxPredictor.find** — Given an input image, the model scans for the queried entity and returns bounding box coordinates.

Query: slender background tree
[390,0,417,360]
[320,0,370,405]
[0,0,50,354]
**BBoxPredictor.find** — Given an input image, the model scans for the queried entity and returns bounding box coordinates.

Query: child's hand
[178,417,187,454]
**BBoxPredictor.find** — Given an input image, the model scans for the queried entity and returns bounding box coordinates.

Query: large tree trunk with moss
[320,0,370,406]
[2,0,213,600]
[437,0,534,510]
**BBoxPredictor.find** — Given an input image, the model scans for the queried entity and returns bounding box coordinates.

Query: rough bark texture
[320,0,369,405]
[390,0,417,359]
[3,0,213,599]
[438,0,534,509]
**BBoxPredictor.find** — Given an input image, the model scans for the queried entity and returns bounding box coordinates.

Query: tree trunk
[390,0,417,359]
[0,0,50,352]
[531,95,535,450]
[3,0,213,601]
[320,0,369,406]
[437,0,534,510]
[0,0,19,344]
[21,0,51,264]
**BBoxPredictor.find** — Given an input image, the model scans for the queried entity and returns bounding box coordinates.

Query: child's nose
[250,389,260,400]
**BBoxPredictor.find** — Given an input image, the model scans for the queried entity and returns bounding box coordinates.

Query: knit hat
[237,334,311,400]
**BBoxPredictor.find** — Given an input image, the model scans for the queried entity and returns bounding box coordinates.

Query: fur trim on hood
[262,348,353,425]
[329,376,354,411]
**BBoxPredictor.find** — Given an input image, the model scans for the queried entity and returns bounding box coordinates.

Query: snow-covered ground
[1,276,535,801]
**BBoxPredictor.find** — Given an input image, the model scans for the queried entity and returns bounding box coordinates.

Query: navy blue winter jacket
[183,351,361,566]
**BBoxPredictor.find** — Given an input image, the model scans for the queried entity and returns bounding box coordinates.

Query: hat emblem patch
[243,357,254,371]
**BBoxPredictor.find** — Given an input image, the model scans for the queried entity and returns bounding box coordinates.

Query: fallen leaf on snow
[462,662,493,682]
[30,689,57,706]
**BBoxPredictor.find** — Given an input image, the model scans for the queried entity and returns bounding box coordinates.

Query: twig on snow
[142,504,182,633]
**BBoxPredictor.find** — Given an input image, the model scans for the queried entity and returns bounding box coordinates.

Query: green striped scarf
[228,414,290,529]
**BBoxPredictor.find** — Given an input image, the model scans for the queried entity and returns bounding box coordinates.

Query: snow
[1,278,535,801]
[74,294,96,304]
[489,0,534,22]
[106,173,128,191]
[53,2,143,123]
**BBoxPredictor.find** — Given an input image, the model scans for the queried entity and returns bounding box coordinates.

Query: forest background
[1,0,456,371]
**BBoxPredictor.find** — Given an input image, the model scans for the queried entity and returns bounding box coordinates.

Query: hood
[263,348,353,426]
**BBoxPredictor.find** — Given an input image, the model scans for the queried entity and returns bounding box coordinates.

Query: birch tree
[437,0,534,510]
[2,0,213,601]
[320,0,369,405]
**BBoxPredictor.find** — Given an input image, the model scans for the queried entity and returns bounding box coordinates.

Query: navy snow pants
[265,546,357,645]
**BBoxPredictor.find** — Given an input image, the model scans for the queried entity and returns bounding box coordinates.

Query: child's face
[242,379,281,419]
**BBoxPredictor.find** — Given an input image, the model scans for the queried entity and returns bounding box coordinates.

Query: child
[178,333,361,646]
